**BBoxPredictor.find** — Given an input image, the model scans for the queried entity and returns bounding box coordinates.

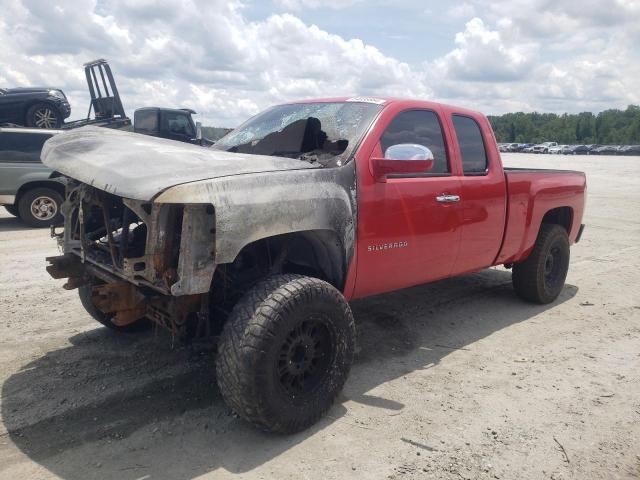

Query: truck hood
[41,126,320,201]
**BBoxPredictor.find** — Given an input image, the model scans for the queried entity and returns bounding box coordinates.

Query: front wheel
[17,187,64,228]
[512,224,570,304]
[216,274,356,433]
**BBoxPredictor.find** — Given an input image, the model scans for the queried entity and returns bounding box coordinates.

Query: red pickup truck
[43,97,586,433]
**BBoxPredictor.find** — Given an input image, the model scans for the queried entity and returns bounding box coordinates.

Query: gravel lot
[0,153,639,480]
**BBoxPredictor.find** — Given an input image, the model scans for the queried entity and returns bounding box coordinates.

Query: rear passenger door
[449,114,507,275]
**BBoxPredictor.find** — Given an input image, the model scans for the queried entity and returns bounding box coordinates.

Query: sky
[1,0,639,126]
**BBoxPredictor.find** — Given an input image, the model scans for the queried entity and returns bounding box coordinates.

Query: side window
[163,112,195,137]
[0,132,52,163]
[134,110,158,133]
[380,110,449,174]
[452,115,488,174]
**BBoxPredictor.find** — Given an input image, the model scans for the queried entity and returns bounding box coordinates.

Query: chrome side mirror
[384,143,434,161]
[370,144,435,183]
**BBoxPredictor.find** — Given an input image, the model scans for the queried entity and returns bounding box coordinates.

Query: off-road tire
[216,274,355,433]
[512,224,570,304]
[17,187,64,228]
[78,286,151,333]
[4,205,18,217]
[25,102,63,129]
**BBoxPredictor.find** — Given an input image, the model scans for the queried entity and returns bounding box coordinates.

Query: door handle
[435,194,461,203]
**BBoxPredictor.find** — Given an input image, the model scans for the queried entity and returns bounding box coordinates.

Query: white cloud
[274,0,362,10]
[428,1,640,114]
[433,17,536,82]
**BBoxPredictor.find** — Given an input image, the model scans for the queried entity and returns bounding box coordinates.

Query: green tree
[489,106,640,145]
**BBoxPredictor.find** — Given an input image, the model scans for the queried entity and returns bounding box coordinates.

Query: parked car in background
[560,145,574,154]
[0,127,64,226]
[618,145,640,156]
[0,87,71,128]
[565,145,587,155]
[548,145,566,154]
[532,142,557,154]
[498,143,509,152]
[517,143,533,152]
[591,145,620,155]
[584,144,600,154]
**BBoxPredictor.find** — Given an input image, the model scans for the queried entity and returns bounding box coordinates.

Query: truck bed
[496,167,587,265]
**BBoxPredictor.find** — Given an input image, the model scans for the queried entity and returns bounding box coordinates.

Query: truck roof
[284,97,485,118]
[136,107,197,115]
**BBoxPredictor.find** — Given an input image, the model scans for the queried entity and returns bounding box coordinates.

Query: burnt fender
[154,163,358,269]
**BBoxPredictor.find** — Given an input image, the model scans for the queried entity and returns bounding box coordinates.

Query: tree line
[488,105,640,145]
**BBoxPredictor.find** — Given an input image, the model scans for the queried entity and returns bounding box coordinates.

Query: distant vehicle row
[499,142,640,155]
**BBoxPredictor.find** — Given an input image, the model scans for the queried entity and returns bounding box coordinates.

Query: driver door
[354,108,462,298]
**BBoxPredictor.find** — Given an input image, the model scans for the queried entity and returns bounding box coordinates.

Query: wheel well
[541,207,573,235]
[212,230,346,296]
[15,181,65,205]
[243,230,343,287]
[23,100,57,121]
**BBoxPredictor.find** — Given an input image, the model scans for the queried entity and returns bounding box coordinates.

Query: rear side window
[0,132,53,163]
[380,110,449,174]
[452,115,488,174]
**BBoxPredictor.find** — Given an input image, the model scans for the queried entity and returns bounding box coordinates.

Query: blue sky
[1,0,638,126]
[244,0,460,62]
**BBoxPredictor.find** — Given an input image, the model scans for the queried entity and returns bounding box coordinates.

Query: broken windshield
[211,102,383,167]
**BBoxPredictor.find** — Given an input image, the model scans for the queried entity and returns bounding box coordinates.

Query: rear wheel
[17,187,64,228]
[512,224,570,304]
[216,274,355,433]
[78,286,151,333]
[25,102,63,128]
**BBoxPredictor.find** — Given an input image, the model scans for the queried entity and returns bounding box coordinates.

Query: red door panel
[454,174,507,274]
[353,144,462,298]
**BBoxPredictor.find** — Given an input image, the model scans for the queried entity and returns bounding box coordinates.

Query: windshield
[212,101,383,167]
[0,88,6,95]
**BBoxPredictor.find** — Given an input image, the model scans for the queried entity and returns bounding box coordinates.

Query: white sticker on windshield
[346,97,387,105]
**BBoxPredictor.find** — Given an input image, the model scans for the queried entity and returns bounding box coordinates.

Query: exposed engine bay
[47,181,221,339]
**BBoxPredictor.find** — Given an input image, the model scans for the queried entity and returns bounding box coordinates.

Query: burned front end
[47,181,217,335]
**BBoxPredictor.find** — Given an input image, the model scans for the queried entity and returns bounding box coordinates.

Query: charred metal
[47,182,217,336]
[47,175,353,340]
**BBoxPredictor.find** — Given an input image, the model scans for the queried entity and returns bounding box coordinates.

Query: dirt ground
[0,153,638,480]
